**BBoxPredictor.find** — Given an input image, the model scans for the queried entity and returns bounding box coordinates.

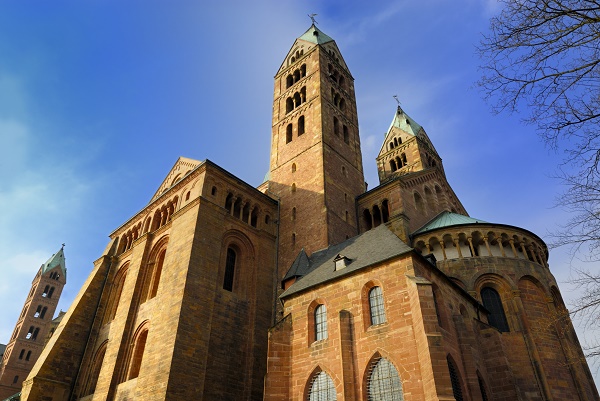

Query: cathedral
[14,24,599,401]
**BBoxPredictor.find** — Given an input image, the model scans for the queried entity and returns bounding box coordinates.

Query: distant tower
[0,247,66,399]
[266,24,365,274]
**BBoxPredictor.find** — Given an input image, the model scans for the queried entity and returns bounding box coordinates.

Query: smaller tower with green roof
[0,247,66,400]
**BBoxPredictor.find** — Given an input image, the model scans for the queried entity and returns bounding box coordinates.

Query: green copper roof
[298,24,334,44]
[413,211,488,235]
[42,246,67,279]
[387,106,423,137]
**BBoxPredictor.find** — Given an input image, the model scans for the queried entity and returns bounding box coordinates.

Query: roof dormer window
[334,254,351,271]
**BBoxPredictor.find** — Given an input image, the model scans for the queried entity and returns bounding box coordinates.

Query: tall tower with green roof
[0,247,66,399]
[265,24,365,275]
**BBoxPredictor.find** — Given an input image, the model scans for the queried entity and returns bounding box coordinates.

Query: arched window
[147,249,166,300]
[369,286,386,325]
[298,115,305,136]
[286,75,293,88]
[42,285,50,297]
[83,342,107,396]
[390,159,397,172]
[477,371,489,401]
[250,207,258,228]
[292,163,297,173]
[34,305,41,318]
[286,123,293,144]
[18,349,24,360]
[40,307,47,319]
[294,92,302,107]
[481,287,509,332]
[292,207,297,221]
[127,326,148,381]
[343,125,349,144]
[367,357,404,400]
[223,247,236,291]
[103,264,128,325]
[26,350,31,361]
[333,117,339,136]
[25,326,34,339]
[307,371,336,401]
[447,355,464,401]
[293,69,300,82]
[286,97,294,113]
[300,86,306,102]
[300,64,306,77]
[48,287,55,298]
[32,327,40,341]
[315,304,328,341]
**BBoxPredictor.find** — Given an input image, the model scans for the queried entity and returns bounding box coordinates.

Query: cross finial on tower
[393,95,403,113]
[308,13,318,25]
[62,243,66,249]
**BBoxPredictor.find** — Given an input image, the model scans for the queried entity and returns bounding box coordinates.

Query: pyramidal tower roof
[297,24,334,45]
[388,106,423,137]
[42,246,67,279]
[379,106,439,158]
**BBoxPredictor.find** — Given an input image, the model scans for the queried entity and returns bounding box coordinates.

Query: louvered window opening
[308,371,336,401]
[447,356,464,401]
[367,357,404,401]
[481,287,509,332]
[315,305,328,341]
[369,287,386,325]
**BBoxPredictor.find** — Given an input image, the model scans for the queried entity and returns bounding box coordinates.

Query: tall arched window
[127,327,148,381]
[367,357,404,400]
[286,123,293,144]
[307,371,336,401]
[298,116,305,136]
[223,247,236,291]
[103,264,128,325]
[83,341,107,396]
[481,287,509,332]
[148,249,165,299]
[369,286,386,326]
[315,304,328,341]
[447,355,464,401]
[477,371,489,401]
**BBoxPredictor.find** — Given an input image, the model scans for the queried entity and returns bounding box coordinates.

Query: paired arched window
[447,355,464,401]
[369,287,386,326]
[480,287,509,332]
[367,357,404,400]
[315,304,328,341]
[223,247,236,291]
[307,371,336,401]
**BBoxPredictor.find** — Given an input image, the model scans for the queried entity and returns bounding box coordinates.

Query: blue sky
[0,0,597,384]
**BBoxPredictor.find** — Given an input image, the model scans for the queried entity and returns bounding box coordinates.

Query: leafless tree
[478,0,600,363]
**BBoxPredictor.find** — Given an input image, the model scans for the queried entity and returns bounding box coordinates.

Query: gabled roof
[150,157,202,203]
[42,246,67,280]
[281,225,413,298]
[413,211,488,235]
[298,24,334,45]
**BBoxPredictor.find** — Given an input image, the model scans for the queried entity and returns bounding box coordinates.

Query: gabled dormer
[376,106,444,184]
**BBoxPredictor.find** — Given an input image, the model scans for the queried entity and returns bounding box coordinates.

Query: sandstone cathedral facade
[15,24,599,401]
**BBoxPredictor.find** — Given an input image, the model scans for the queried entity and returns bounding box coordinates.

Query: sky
[0,0,597,386]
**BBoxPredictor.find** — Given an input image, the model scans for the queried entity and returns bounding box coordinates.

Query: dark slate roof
[412,211,488,235]
[281,225,413,298]
[283,248,311,281]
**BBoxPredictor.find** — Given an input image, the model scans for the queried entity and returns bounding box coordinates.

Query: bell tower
[266,24,365,274]
[0,247,66,400]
